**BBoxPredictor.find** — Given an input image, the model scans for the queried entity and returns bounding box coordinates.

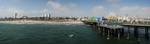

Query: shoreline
[0,20,84,25]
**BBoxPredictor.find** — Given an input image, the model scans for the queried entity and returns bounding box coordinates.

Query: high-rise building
[49,13,51,18]
[15,13,18,18]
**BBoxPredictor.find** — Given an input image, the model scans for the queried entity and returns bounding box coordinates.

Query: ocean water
[0,24,149,44]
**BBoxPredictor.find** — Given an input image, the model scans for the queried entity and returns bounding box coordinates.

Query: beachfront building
[106,15,150,24]
[106,15,136,24]
[96,16,107,25]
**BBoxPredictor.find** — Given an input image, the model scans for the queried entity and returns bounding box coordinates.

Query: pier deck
[98,24,123,29]
[122,24,150,27]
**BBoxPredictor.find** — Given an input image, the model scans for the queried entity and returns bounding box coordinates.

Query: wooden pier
[97,24,123,40]
[122,24,150,40]
[83,21,150,40]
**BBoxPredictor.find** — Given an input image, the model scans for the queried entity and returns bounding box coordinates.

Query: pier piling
[134,26,139,39]
[102,27,105,36]
[117,29,121,40]
[126,27,130,40]
[107,28,110,40]
[145,27,149,40]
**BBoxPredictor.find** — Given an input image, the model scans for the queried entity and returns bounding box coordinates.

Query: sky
[0,0,150,17]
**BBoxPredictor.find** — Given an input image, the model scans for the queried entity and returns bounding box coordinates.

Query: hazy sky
[0,0,150,17]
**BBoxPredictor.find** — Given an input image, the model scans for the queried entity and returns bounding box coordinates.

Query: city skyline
[0,0,150,17]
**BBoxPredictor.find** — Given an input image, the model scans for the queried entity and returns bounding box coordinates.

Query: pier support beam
[134,26,139,39]
[117,29,121,40]
[145,27,149,40]
[107,29,110,40]
[113,29,117,37]
[109,29,113,37]
[126,27,130,40]
[121,28,124,37]
[97,27,101,33]
[100,27,103,33]
[102,27,105,36]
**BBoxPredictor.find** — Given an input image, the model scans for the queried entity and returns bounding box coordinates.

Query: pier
[83,21,150,40]
[122,24,150,40]
[97,24,123,40]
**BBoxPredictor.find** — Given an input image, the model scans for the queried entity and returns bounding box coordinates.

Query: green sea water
[0,24,149,44]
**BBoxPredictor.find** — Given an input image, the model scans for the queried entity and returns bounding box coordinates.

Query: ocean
[0,24,149,44]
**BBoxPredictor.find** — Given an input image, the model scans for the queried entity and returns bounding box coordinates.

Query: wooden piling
[117,29,121,40]
[107,28,110,40]
[102,27,105,36]
[121,28,124,37]
[126,27,130,40]
[145,27,149,40]
[134,26,139,40]
[98,27,101,33]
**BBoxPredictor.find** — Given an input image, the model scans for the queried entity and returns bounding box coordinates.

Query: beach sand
[0,20,84,25]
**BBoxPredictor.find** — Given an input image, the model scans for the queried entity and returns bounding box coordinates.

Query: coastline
[0,20,84,25]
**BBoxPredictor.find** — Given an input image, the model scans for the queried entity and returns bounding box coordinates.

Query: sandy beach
[0,20,84,25]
